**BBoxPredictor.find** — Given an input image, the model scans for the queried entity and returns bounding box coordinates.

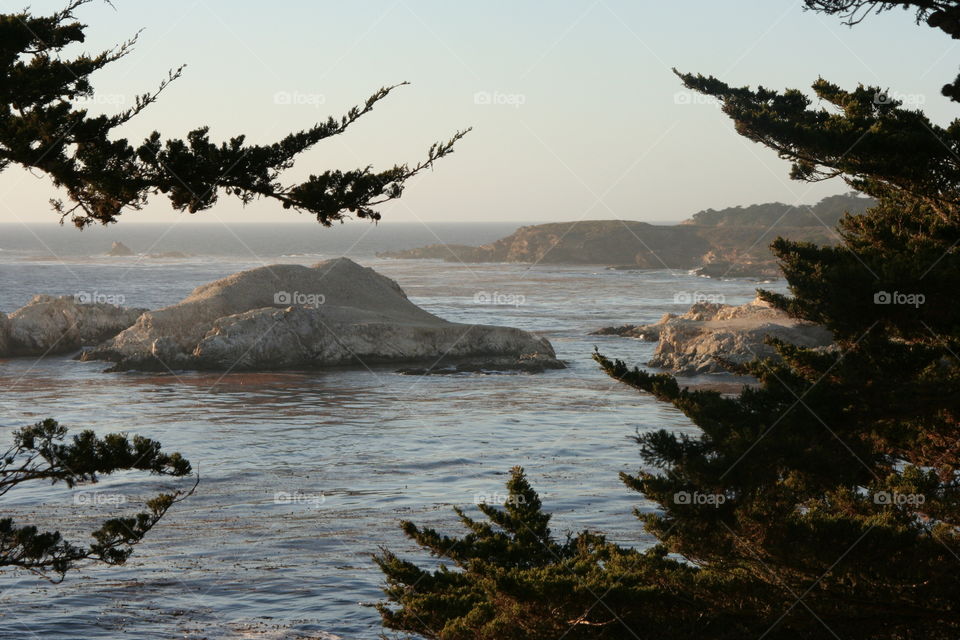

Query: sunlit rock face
[80,257,562,373]
[594,296,833,375]
[1,295,147,357]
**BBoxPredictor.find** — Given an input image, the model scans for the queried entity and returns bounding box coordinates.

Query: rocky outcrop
[1,295,147,357]
[593,297,833,375]
[380,221,715,268]
[378,220,838,277]
[378,195,877,276]
[80,258,562,373]
[591,322,662,340]
[690,251,781,279]
[692,261,780,279]
[108,241,134,257]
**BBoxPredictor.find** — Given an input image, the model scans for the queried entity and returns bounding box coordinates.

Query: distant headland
[378,193,874,278]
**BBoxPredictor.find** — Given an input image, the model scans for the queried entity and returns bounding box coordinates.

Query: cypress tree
[376,3,960,638]
[1,419,193,581]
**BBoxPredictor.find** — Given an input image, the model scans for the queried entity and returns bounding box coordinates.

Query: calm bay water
[0,223,781,639]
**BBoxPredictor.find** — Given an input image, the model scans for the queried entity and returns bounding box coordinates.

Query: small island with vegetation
[378,193,874,278]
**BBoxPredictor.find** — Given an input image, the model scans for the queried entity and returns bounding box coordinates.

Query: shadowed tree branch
[0,1,470,228]
[0,419,195,582]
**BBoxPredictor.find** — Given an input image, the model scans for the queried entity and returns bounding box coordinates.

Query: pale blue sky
[2,0,957,225]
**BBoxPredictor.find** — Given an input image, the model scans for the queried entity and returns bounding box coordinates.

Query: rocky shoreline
[377,221,836,279]
[593,296,833,375]
[377,195,874,279]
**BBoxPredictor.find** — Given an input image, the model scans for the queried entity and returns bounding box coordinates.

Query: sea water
[0,222,781,639]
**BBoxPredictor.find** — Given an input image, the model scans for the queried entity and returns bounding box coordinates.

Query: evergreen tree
[688,192,873,227]
[1,0,467,228]
[1,419,193,581]
[377,5,960,639]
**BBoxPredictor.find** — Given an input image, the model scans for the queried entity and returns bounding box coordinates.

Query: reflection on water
[0,252,779,638]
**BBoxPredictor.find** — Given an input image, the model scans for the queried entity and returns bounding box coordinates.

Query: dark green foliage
[379,466,952,639]
[596,69,960,633]
[688,193,874,227]
[375,467,716,640]
[1,419,194,581]
[0,0,467,228]
[377,5,960,639]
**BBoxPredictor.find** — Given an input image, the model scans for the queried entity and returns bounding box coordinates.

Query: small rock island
[594,296,833,375]
[79,257,562,373]
[107,241,135,256]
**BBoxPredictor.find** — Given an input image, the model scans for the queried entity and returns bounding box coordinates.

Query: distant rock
[591,322,662,340]
[107,241,134,256]
[1,295,147,357]
[691,251,781,280]
[80,258,562,373]
[593,297,833,375]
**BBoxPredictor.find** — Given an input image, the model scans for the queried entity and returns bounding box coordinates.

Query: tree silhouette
[1,419,194,582]
[0,0,468,228]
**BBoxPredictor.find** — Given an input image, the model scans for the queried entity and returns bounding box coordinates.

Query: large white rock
[2,295,147,357]
[81,258,562,372]
[594,296,833,375]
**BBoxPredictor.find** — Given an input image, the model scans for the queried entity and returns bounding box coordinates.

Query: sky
[1,0,958,226]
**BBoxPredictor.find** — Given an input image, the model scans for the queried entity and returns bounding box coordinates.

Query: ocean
[0,222,782,639]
